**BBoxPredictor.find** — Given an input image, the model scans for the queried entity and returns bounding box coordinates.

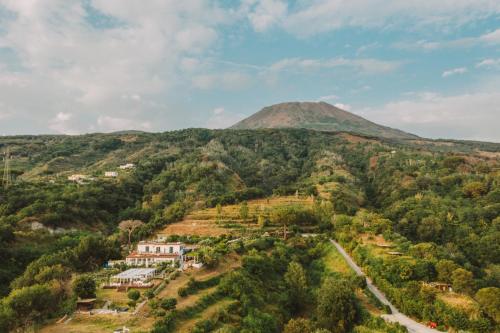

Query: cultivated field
[160,195,314,237]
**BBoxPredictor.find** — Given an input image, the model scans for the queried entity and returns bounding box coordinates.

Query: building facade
[125,241,185,267]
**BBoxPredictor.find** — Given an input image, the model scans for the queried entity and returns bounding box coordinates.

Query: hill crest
[231,101,418,140]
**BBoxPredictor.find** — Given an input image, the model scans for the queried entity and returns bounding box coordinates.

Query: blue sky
[0,1,499,141]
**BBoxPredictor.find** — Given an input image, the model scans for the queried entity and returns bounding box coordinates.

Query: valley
[0,126,499,333]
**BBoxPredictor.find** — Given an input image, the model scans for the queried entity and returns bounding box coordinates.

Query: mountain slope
[231,101,418,139]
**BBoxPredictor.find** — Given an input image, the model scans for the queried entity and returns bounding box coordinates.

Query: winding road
[330,239,438,333]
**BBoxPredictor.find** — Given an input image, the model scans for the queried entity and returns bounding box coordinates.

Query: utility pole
[2,147,11,188]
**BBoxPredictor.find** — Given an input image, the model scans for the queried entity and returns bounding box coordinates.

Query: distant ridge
[231,101,418,140]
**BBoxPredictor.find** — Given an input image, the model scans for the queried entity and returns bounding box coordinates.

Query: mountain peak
[231,101,418,140]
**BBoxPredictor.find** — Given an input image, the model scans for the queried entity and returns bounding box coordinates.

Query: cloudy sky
[0,1,499,141]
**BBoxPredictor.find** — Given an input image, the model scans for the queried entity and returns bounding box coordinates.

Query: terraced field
[160,195,314,237]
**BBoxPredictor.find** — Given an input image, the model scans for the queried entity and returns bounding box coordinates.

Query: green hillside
[0,128,499,332]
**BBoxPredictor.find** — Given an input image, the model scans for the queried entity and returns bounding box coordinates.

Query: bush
[128,289,140,301]
[160,298,177,311]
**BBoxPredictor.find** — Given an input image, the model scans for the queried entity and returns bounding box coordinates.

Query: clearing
[160,195,314,237]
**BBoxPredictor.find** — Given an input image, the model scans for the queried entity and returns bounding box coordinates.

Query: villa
[125,241,185,267]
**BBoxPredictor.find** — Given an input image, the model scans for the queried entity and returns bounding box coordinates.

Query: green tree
[118,219,144,248]
[284,318,315,333]
[284,262,308,313]
[475,287,500,323]
[316,278,357,332]
[160,297,177,311]
[128,289,140,301]
[436,260,459,283]
[72,274,96,299]
[240,201,249,223]
[451,268,474,294]
[5,284,57,328]
[462,181,487,198]
[258,214,267,228]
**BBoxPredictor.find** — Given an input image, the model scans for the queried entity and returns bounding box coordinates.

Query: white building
[126,241,185,267]
[104,171,118,177]
[68,174,92,184]
[119,163,135,170]
[110,268,156,287]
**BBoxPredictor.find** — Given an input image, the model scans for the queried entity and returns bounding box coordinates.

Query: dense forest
[0,128,499,332]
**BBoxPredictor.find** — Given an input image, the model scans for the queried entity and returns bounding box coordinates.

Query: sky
[0,1,499,142]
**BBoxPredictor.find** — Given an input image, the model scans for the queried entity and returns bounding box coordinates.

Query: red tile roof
[126,252,180,259]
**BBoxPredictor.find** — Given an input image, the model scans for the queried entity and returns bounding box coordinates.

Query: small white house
[126,241,185,267]
[119,163,135,170]
[104,171,118,177]
[68,174,88,182]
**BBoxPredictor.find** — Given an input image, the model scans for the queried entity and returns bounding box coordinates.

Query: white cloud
[192,71,252,90]
[358,91,500,142]
[246,0,287,32]
[480,28,500,44]
[0,0,229,133]
[269,57,401,74]
[96,115,151,132]
[276,0,500,37]
[318,94,338,102]
[398,28,500,51]
[476,58,500,69]
[205,107,245,129]
[49,112,78,134]
[442,67,467,78]
[334,103,352,111]
[213,107,225,115]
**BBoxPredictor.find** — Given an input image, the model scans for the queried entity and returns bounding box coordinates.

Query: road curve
[330,239,438,333]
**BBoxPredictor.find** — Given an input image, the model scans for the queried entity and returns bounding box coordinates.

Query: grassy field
[438,293,480,318]
[160,195,314,237]
[322,242,354,276]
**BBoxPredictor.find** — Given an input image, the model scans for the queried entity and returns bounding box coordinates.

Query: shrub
[160,298,177,311]
[127,289,140,301]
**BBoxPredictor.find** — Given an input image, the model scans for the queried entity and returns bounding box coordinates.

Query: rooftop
[127,252,180,258]
[138,240,185,245]
[113,268,156,279]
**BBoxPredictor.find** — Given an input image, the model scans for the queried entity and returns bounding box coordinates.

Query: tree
[462,181,487,198]
[284,262,308,313]
[160,297,177,311]
[118,219,144,248]
[284,318,315,333]
[475,287,500,323]
[73,274,96,299]
[201,247,221,269]
[417,217,443,242]
[451,268,474,294]
[436,260,459,283]
[258,215,267,228]
[5,284,57,328]
[316,278,357,332]
[216,203,223,223]
[240,201,249,223]
[128,289,140,302]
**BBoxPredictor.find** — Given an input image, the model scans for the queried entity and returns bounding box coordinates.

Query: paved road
[330,239,438,333]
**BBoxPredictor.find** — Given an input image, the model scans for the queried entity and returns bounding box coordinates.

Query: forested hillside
[0,128,499,332]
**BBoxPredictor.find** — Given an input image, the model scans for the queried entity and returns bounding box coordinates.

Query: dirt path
[330,240,439,333]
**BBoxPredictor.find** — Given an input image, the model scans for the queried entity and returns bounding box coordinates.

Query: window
[169,246,173,253]
[145,246,149,253]
[156,247,160,253]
